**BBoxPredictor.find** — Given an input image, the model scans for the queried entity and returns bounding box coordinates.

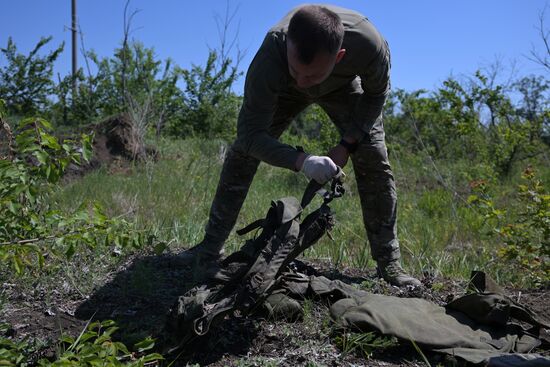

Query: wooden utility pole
[71,0,77,99]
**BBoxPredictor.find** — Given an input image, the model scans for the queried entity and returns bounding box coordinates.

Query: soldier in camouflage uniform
[186,4,421,287]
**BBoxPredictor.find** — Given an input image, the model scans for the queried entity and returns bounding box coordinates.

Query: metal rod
[71,0,77,99]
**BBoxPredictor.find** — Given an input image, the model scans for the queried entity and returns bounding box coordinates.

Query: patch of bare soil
[2,253,548,366]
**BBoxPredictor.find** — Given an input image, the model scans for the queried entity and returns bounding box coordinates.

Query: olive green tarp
[271,272,550,366]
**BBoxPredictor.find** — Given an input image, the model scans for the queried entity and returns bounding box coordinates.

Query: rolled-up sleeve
[233,40,302,170]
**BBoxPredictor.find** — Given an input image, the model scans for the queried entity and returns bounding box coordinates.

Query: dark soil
[1,252,548,366]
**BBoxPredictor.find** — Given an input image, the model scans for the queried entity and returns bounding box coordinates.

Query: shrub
[167,51,241,140]
[0,37,63,116]
[469,167,550,286]
[0,104,161,275]
[0,320,163,366]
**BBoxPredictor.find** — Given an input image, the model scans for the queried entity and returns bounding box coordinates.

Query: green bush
[496,167,550,285]
[52,41,184,129]
[0,320,163,366]
[0,322,34,366]
[469,167,550,286]
[0,105,161,275]
[0,37,63,116]
[167,51,241,140]
[385,71,549,179]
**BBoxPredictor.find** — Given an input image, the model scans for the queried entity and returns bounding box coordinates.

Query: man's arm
[328,37,390,168]
[233,40,303,171]
[345,40,391,145]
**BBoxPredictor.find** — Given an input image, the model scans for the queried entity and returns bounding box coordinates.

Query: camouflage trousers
[203,79,400,264]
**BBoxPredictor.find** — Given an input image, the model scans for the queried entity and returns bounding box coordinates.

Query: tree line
[0,36,548,179]
[0,37,241,141]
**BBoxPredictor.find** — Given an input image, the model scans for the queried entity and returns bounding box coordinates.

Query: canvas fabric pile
[273,271,550,366]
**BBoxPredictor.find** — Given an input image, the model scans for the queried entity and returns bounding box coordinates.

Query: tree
[0,37,64,115]
[168,50,240,139]
[166,0,244,140]
[514,75,550,145]
[384,69,549,178]
[528,5,550,71]
[52,42,183,128]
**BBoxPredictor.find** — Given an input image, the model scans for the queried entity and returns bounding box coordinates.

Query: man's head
[287,5,346,89]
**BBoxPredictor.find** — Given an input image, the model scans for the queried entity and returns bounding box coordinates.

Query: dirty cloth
[276,273,550,366]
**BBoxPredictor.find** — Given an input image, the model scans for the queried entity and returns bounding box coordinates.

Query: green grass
[50,136,549,286]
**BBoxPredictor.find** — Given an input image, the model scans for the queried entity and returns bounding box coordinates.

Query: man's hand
[327,144,350,168]
[299,155,338,184]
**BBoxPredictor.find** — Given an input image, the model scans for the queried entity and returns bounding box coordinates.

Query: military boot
[178,240,224,265]
[377,260,421,287]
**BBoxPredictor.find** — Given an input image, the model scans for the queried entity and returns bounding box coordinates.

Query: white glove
[300,155,338,184]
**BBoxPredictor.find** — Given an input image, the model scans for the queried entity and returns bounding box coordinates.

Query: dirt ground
[1,252,548,366]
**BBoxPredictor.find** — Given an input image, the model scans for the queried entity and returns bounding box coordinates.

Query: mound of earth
[66,112,158,177]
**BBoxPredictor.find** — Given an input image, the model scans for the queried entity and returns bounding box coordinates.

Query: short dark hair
[287,5,344,64]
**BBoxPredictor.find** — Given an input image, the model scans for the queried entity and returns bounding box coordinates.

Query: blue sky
[1,1,548,93]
